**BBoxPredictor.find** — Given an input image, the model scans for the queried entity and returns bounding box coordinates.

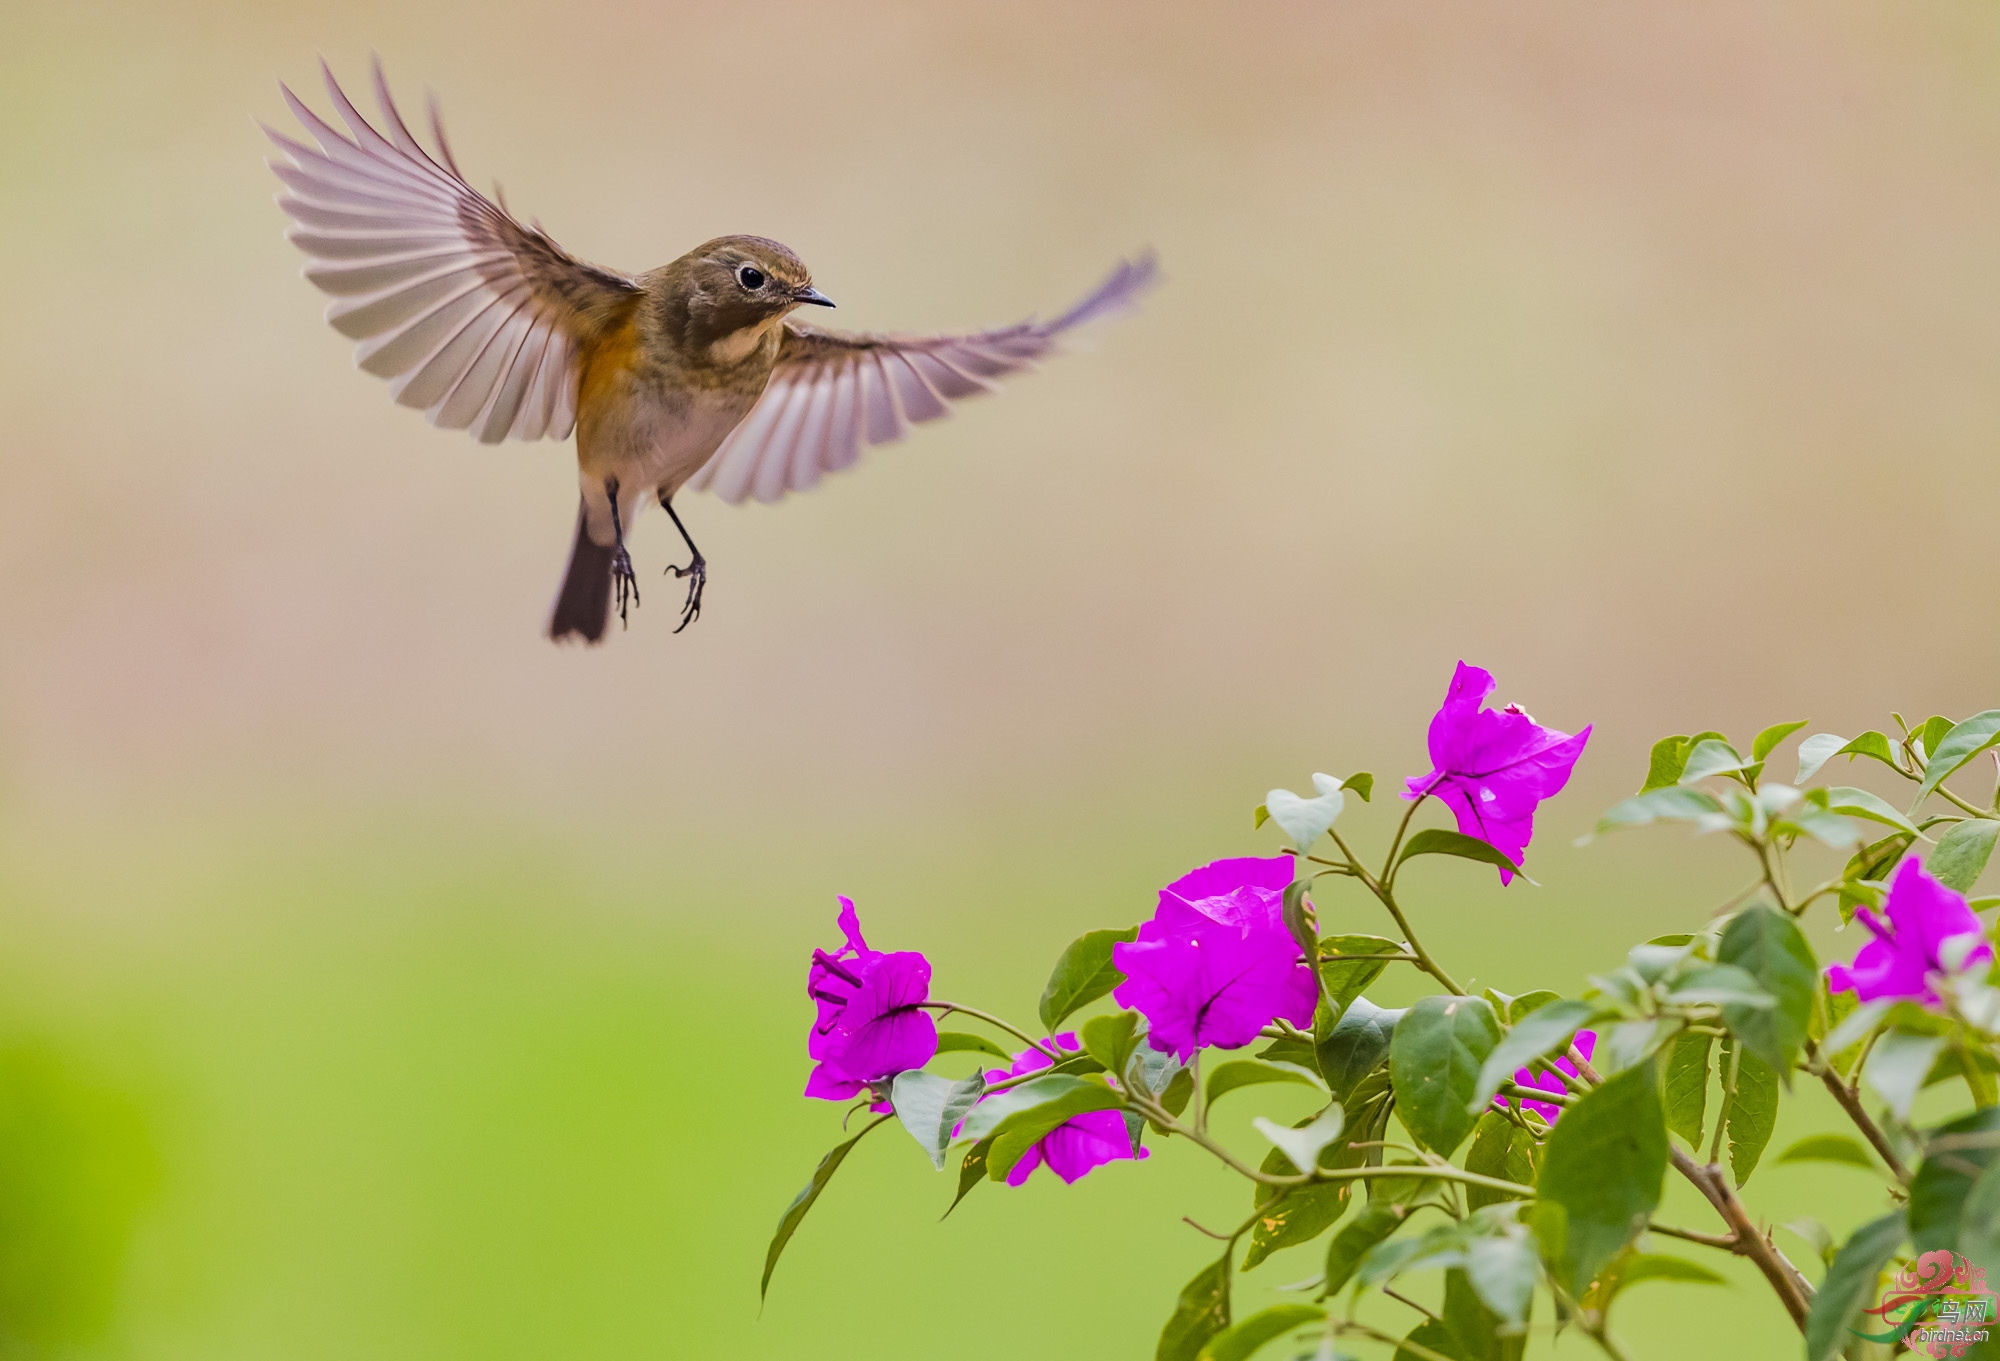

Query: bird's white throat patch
[706,314,785,366]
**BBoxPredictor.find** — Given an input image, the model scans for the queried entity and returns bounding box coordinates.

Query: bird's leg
[605,477,640,628]
[660,492,707,633]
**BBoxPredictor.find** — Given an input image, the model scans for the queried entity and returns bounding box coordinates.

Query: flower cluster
[1404,661,1591,884]
[1112,856,1319,1062]
[769,662,2000,1361]
[803,897,937,1106]
[1826,857,1992,1005]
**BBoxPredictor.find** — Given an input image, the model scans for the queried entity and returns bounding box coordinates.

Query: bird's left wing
[265,60,643,443]
[685,252,1158,505]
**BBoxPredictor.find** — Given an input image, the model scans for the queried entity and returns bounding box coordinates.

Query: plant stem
[1382,1287,1441,1322]
[1648,1221,1740,1250]
[1323,820,1466,995]
[1806,1048,1912,1183]
[1338,1321,1457,1361]
[1670,1149,1814,1330]
[919,1002,1061,1062]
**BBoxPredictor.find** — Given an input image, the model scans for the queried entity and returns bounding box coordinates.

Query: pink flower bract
[1827,857,1992,1006]
[1112,856,1318,1063]
[1403,661,1591,884]
[803,897,938,1104]
[976,1035,1147,1186]
[1497,1029,1596,1122]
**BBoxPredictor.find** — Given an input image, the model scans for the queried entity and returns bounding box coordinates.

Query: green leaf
[1506,990,1561,1023]
[1465,1111,1536,1210]
[1918,715,1957,763]
[1613,1251,1727,1292]
[761,1118,884,1299]
[1197,1304,1325,1361]
[1343,773,1376,802]
[1464,1242,1538,1335]
[1821,786,1922,839]
[1391,995,1502,1156]
[1157,1250,1233,1361]
[1659,963,1775,1010]
[1640,734,1694,793]
[958,1073,1106,1144]
[1322,1201,1412,1297]
[1082,1011,1142,1077]
[1753,720,1809,763]
[1444,1265,1526,1361]
[1397,828,1522,877]
[1716,905,1817,1078]
[942,1135,992,1218]
[1253,1103,1346,1172]
[1266,775,1348,852]
[1470,998,1596,1112]
[1243,1181,1351,1272]
[934,1031,1012,1061]
[1931,819,2000,893]
[1725,1045,1779,1185]
[1394,1321,1465,1361]
[1960,1159,2000,1286]
[1663,1031,1711,1149]
[891,1070,986,1171]
[1591,786,1724,837]
[1680,738,1754,785]
[1039,927,1138,1033]
[1253,804,1269,830]
[1776,1133,1877,1171]
[1318,998,1403,1101]
[1864,1030,1947,1121]
[985,1079,1122,1180]
[1535,1062,1668,1298]
[1801,731,1900,784]
[1318,935,1405,1019]
[1255,1034,1321,1078]
[1910,1106,2000,1255]
[1805,1210,1907,1361]
[1208,1058,1323,1107]
[1917,710,2000,808]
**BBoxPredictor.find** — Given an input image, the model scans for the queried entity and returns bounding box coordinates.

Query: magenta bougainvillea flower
[975,1034,1147,1186]
[1403,662,1591,884]
[804,897,938,1104]
[1497,1030,1596,1122]
[1827,858,1993,1006]
[1112,857,1319,1062]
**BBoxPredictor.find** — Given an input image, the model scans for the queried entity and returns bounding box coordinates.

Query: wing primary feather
[752,366,822,503]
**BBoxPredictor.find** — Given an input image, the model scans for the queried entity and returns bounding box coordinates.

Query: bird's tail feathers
[548,503,614,644]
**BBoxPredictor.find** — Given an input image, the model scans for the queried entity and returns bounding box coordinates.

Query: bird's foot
[667,553,706,633]
[612,545,641,628]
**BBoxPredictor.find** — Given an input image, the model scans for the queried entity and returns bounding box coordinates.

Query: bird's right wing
[685,253,1158,504]
[266,59,642,443]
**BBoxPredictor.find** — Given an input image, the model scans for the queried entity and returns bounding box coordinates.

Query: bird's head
[668,236,834,355]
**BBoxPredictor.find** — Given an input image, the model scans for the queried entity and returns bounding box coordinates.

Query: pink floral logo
[1858,1251,1994,1358]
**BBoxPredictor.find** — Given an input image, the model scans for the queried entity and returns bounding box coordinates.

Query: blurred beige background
[0,2,1996,1358]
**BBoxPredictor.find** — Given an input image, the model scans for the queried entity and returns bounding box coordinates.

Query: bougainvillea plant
[765,663,2000,1360]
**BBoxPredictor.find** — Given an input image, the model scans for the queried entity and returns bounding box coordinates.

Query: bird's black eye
[737,266,766,291]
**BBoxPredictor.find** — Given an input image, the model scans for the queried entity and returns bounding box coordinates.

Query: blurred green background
[3,1,2000,1356]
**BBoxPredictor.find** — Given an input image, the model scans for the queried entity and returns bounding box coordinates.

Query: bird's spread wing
[685,253,1158,504]
[266,60,642,443]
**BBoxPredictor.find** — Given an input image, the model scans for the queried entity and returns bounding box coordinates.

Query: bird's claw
[667,554,706,633]
[612,545,640,628]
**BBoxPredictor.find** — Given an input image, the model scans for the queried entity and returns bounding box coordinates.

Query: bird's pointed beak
[792,286,835,308]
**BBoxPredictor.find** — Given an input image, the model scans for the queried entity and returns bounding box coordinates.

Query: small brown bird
[266,60,1156,643]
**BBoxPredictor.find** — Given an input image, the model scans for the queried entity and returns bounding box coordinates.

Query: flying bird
[265,61,1157,643]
